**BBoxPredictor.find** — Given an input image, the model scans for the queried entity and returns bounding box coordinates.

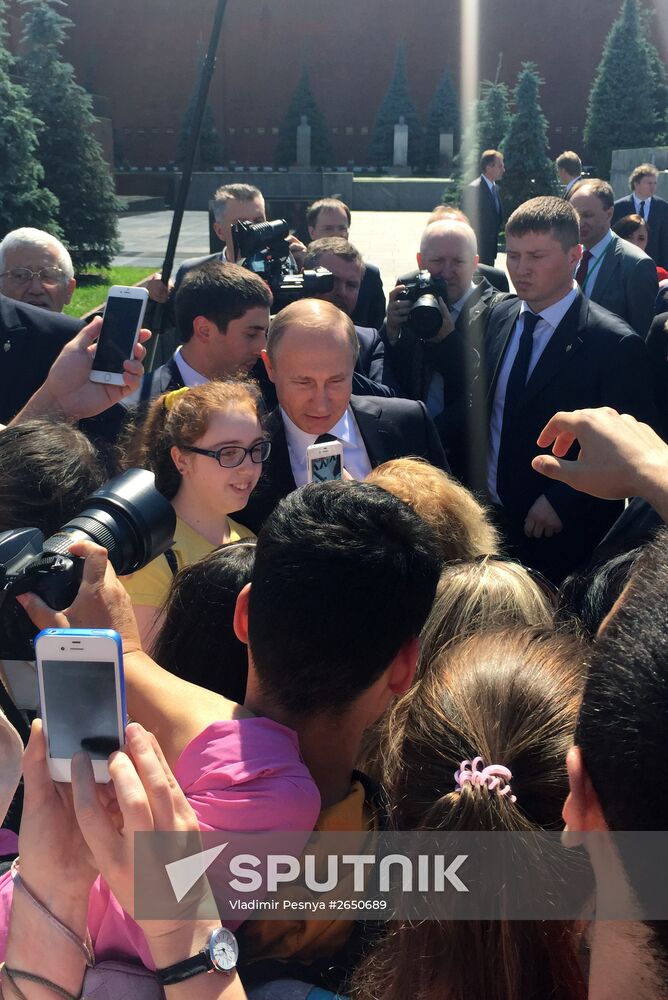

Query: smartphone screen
[41,659,122,759]
[310,453,342,482]
[91,296,144,374]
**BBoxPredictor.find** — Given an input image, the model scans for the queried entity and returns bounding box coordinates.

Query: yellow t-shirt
[121,514,255,610]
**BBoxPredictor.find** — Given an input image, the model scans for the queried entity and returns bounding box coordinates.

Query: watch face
[209,927,239,972]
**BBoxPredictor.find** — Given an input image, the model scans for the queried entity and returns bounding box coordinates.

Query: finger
[21,720,53,805]
[531,454,579,483]
[107,749,154,835]
[543,524,554,539]
[15,592,69,630]
[125,724,180,829]
[76,316,103,349]
[143,728,197,827]
[66,540,109,578]
[524,515,535,537]
[137,328,152,345]
[531,520,544,539]
[72,751,124,865]
[535,412,579,449]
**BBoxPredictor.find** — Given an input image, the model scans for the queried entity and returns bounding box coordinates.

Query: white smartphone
[35,628,126,783]
[306,439,344,483]
[89,285,148,386]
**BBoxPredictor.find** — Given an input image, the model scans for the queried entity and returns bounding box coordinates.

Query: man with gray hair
[382,218,508,486]
[0,228,76,313]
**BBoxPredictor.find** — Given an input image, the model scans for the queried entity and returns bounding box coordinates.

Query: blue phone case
[34,628,127,736]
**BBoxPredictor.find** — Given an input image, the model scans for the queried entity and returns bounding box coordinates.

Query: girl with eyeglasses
[121,380,268,650]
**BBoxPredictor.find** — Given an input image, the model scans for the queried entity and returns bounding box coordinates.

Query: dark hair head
[247,480,441,719]
[613,213,649,241]
[303,237,362,269]
[0,419,105,537]
[505,196,580,251]
[480,149,502,172]
[558,547,642,640]
[174,260,272,342]
[305,197,351,230]
[353,628,587,1000]
[577,530,668,830]
[123,379,262,499]
[152,540,256,703]
[555,151,583,178]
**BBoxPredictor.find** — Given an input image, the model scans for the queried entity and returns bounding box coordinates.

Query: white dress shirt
[482,173,500,209]
[633,193,653,220]
[426,281,477,419]
[173,346,209,387]
[281,406,372,487]
[487,284,579,504]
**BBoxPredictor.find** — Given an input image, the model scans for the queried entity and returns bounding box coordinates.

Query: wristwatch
[156,927,239,986]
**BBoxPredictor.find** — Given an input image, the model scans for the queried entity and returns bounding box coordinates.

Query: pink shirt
[0,717,320,967]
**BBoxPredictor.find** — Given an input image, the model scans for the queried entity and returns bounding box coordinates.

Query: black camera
[0,468,176,660]
[397,270,449,341]
[232,219,334,311]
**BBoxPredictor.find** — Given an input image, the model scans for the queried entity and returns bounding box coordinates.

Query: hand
[385,284,412,343]
[524,494,563,539]
[143,273,172,304]
[531,407,668,509]
[286,235,307,270]
[17,540,142,656]
[429,296,456,343]
[18,720,99,912]
[10,317,150,424]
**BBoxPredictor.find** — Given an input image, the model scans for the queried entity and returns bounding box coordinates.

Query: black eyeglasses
[0,266,66,286]
[181,439,271,468]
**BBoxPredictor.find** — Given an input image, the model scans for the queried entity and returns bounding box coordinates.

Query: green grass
[64,266,155,318]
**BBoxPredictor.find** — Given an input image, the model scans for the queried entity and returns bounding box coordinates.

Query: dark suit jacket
[236,395,449,533]
[485,292,659,580]
[0,295,83,424]
[613,194,668,269]
[477,263,509,293]
[588,234,658,339]
[461,177,504,265]
[351,263,386,330]
[646,311,668,434]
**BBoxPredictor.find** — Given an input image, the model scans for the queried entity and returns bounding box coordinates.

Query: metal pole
[146,0,228,368]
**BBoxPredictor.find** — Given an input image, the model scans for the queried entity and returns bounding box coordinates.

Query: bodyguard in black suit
[0,293,83,424]
[485,196,658,582]
[460,150,505,266]
[612,164,668,269]
[236,299,448,533]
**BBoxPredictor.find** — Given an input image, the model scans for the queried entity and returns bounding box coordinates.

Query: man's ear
[416,252,424,270]
[387,636,419,696]
[307,226,316,242]
[192,315,212,344]
[261,348,276,383]
[65,277,76,305]
[213,221,226,243]
[233,583,251,644]
[563,745,610,841]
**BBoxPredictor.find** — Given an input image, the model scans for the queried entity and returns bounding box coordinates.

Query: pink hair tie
[454,756,517,804]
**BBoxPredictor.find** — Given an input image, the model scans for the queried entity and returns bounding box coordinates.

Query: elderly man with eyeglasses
[0,228,76,313]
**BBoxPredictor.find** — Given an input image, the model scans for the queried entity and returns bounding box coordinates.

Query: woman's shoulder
[227,517,257,542]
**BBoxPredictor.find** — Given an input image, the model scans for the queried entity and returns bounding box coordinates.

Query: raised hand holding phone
[89,285,149,386]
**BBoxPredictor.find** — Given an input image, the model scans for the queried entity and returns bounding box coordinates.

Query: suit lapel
[521,294,585,406]
[590,235,619,300]
[349,396,389,466]
[263,409,298,496]
[486,300,522,403]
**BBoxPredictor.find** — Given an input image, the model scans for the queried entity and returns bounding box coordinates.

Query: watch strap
[156,948,212,986]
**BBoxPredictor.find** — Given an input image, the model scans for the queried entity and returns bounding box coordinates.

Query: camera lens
[410,294,443,340]
[40,468,176,575]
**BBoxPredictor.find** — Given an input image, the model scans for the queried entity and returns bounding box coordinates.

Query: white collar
[586,229,614,261]
[280,405,355,452]
[481,174,496,191]
[633,193,653,208]
[519,282,579,330]
[450,281,477,315]
[173,347,209,387]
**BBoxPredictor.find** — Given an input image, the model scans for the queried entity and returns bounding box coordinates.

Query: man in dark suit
[237,299,448,532]
[485,196,657,582]
[305,197,386,330]
[381,218,508,487]
[612,163,668,269]
[461,150,505,266]
[570,179,658,338]
[0,293,83,424]
[555,150,584,199]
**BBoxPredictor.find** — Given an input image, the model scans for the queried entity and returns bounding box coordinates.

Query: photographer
[382,218,509,488]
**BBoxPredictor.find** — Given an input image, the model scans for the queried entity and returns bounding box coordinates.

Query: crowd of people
[0,154,667,999]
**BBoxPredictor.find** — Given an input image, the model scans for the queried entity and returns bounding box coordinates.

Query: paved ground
[115,209,508,293]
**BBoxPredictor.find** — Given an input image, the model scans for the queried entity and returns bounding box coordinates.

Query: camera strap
[164,548,178,577]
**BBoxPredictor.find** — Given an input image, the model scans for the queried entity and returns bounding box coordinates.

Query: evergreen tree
[584,0,660,179]
[502,62,558,212]
[368,44,422,169]
[459,80,510,182]
[19,0,120,269]
[422,70,459,171]
[176,97,220,170]
[645,29,668,143]
[0,0,59,235]
[274,67,334,167]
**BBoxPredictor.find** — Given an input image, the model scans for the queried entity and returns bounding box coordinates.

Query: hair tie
[163,386,190,411]
[454,756,517,804]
